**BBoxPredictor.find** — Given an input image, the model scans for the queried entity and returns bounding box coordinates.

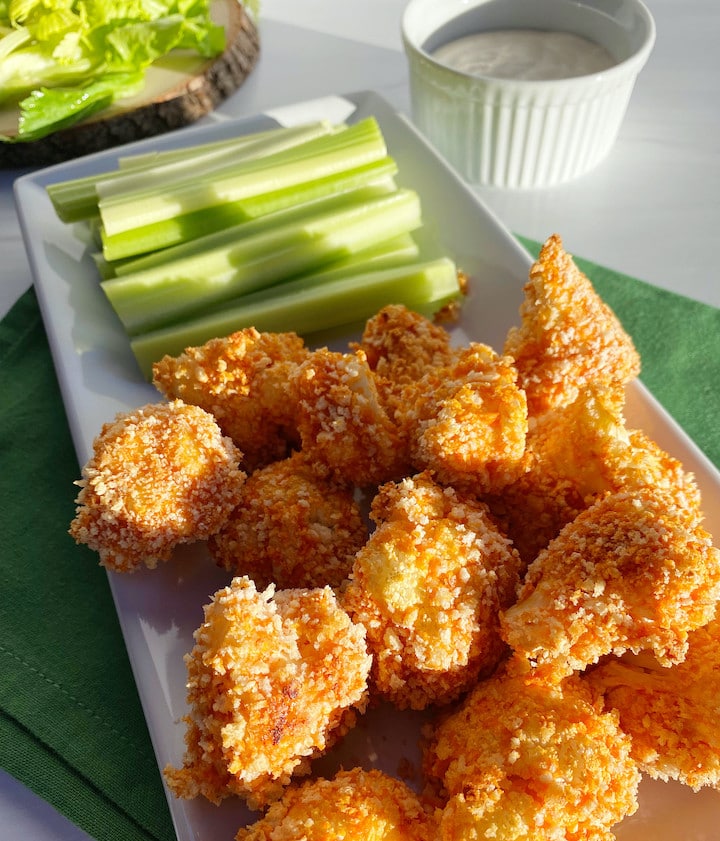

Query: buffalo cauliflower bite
[400,343,529,495]
[208,451,368,590]
[526,385,702,516]
[484,385,703,565]
[236,767,436,841]
[292,347,409,486]
[69,400,246,572]
[504,234,640,418]
[501,488,720,682]
[342,472,522,709]
[164,577,371,809]
[356,305,457,385]
[152,327,308,471]
[353,304,459,415]
[424,668,640,841]
[587,613,720,791]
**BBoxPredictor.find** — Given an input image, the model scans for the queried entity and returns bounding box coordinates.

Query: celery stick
[102,188,423,335]
[102,157,398,263]
[116,122,338,169]
[91,252,117,281]
[98,117,387,239]
[103,229,416,290]
[95,123,336,203]
[111,180,398,275]
[130,258,461,377]
[46,122,336,223]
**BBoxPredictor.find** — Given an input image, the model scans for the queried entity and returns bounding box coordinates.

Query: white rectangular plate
[14,91,720,840]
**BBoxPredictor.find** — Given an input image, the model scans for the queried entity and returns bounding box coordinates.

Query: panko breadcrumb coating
[484,385,703,565]
[342,472,522,709]
[236,767,436,841]
[69,400,246,572]
[208,451,368,590]
[292,347,409,486]
[504,234,640,417]
[527,385,702,515]
[587,613,720,791]
[401,343,529,495]
[501,488,720,682]
[164,577,371,809]
[152,328,308,471]
[424,668,640,840]
[353,304,459,415]
[356,305,457,385]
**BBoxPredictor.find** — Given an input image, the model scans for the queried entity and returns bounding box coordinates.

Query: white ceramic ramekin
[401,0,656,188]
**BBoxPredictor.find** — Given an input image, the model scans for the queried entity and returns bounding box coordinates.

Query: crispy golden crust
[236,767,436,841]
[526,385,702,514]
[342,473,522,709]
[483,476,586,571]
[400,343,529,495]
[484,385,703,566]
[354,304,458,389]
[501,488,720,682]
[208,451,368,590]
[164,578,371,809]
[504,234,640,417]
[424,669,640,840]
[152,328,308,471]
[292,347,410,486]
[69,400,245,572]
[74,273,720,826]
[587,614,720,790]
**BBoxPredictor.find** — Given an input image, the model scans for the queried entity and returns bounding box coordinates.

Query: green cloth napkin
[0,243,718,841]
[0,290,175,841]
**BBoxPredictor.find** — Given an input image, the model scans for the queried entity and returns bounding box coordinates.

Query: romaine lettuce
[0,0,226,142]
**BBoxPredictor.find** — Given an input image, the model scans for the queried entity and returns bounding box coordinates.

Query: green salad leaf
[0,0,227,142]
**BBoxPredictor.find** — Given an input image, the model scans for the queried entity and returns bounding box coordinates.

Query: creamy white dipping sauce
[432,29,615,81]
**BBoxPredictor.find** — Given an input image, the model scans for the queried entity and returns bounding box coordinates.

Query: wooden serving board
[0,0,260,169]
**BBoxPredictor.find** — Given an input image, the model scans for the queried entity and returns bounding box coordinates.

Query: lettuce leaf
[14,71,146,142]
[0,0,226,142]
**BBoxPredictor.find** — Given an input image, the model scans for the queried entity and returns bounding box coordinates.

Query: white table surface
[0,0,718,837]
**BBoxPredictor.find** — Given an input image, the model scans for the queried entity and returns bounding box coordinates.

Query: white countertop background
[1,0,718,837]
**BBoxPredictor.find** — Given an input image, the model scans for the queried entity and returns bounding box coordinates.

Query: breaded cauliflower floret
[587,613,720,791]
[357,304,456,380]
[401,343,529,495]
[69,400,246,572]
[164,578,371,809]
[504,234,640,418]
[424,668,640,840]
[152,328,308,471]
[208,451,368,590]
[292,347,409,486]
[501,488,720,682]
[342,472,522,709]
[236,767,436,841]
[484,385,703,565]
[353,304,458,401]
[528,385,702,514]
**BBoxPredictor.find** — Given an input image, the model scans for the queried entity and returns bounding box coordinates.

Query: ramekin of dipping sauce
[401,0,655,188]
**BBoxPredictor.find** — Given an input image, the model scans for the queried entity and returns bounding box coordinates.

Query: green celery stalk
[130,257,461,377]
[98,231,419,282]
[111,179,399,275]
[116,123,340,170]
[101,188,423,335]
[101,156,399,263]
[46,122,336,224]
[97,117,387,240]
[95,123,337,203]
